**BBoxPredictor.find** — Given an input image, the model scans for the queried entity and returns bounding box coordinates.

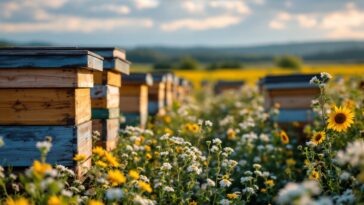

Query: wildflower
[88,200,104,205]
[253,163,261,170]
[210,145,219,153]
[146,153,152,160]
[265,179,274,187]
[219,179,232,188]
[128,170,140,180]
[164,128,173,135]
[309,170,320,180]
[207,178,216,187]
[163,115,171,123]
[95,160,107,168]
[73,154,87,162]
[309,76,320,85]
[161,163,172,171]
[36,140,52,154]
[205,120,213,127]
[327,105,354,132]
[32,160,52,178]
[242,187,255,194]
[138,181,153,193]
[336,140,364,166]
[47,196,63,205]
[5,197,30,205]
[105,188,124,200]
[163,186,175,192]
[92,146,105,157]
[280,130,289,144]
[286,158,296,166]
[213,138,222,145]
[107,170,126,186]
[191,124,200,133]
[220,199,230,205]
[311,131,326,145]
[320,72,332,80]
[189,201,198,205]
[104,152,120,167]
[227,129,236,140]
[227,193,239,199]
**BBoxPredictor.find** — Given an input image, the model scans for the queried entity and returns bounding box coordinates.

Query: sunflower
[280,130,289,144]
[309,170,320,180]
[311,131,326,145]
[327,106,354,132]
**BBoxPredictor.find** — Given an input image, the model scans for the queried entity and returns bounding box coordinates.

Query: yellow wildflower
[137,181,153,193]
[47,196,63,205]
[146,153,152,160]
[92,146,105,157]
[189,201,197,205]
[128,170,140,180]
[104,152,120,167]
[280,130,289,144]
[5,197,29,205]
[73,154,87,162]
[286,158,296,166]
[227,193,239,199]
[227,128,236,140]
[88,200,104,205]
[95,160,108,168]
[310,170,320,180]
[327,105,354,132]
[144,145,152,152]
[107,170,126,186]
[265,179,274,187]
[32,160,52,178]
[311,131,326,145]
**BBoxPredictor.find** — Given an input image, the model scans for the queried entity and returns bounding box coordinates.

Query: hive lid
[123,73,153,86]
[0,49,103,71]
[3,47,130,74]
[260,74,320,90]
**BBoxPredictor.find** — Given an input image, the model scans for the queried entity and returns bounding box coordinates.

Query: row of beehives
[0,47,191,176]
[211,74,322,124]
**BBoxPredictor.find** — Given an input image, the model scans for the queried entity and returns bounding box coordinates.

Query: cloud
[181,1,205,13]
[0,15,154,33]
[268,3,364,40]
[209,0,251,15]
[133,0,159,10]
[160,14,242,32]
[91,4,130,15]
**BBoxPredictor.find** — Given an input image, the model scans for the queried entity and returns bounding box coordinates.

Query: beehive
[120,73,152,129]
[9,47,131,151]
[214,80,245,94]
[260,74,320,123]
[164,73,174,108]
[149,73,166,116]
[0,49,103,176]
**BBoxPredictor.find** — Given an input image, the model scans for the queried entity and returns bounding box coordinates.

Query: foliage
[274,55,302,70]
[178,56,200,70]
[0,72,364,204]
[207,61,244,70]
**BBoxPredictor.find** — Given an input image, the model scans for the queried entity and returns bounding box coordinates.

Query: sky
[1,0,364,47]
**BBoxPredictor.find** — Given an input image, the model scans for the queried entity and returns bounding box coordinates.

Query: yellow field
[174,64,364,88]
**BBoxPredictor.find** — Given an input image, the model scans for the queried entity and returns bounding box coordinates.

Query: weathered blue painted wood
[0,50,103,71]
[276,109,315,123]
[148,101,159,115]
[0,121,92,167]
[3,47,130,74]
[121,113,141,127]
[123,73,153,86]
[92,108,120,119]
[264,82,317,90]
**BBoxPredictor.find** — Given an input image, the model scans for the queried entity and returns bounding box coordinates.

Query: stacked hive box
[120,73,153,129]
[88,48,130,151]
[149,73,166,116]
[214,80,245,94]
[176,78,189,103]
[164,73,174,109]
[0,49,103,176]
[260,74,320,123]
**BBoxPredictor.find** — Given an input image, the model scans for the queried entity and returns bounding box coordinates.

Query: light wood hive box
[149,73,167,116]
[0,48,103,176]
[260,74,320,123]
[120,73,152,129]
[214,80,245,95]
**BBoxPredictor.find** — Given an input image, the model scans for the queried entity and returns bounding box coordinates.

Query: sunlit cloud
[133,0,159,10]
[209,0,251,15]
[181,1,205,13]
[160,14,242,32]
[0,15,154,33]
[90,4,130,15]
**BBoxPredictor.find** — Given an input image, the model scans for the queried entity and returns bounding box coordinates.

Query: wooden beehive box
[164,73,174,108]
[0,48,103,176]
[120,73,152,129]
[214,80,245,94]
[176,78,190,102]
[260,74,320,123]
[149,73,166,116]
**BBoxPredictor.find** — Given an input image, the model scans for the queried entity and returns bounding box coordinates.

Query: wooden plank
[269,95,315,109]
[91,85,119,109]
[120,85,143,96]
[92,108,120,119]
[123,73,153,86]
[0,68,93,88]
[94,71,121,87]
[120,97,140,112]
[92,118,119,151]
[0,88,90,125]
[0,121,92,173]
[104,58,130,74]
[165,82,173,108]
[0,49,103,71]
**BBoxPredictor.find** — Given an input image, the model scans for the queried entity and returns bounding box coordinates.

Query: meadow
[0,71,364,205]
